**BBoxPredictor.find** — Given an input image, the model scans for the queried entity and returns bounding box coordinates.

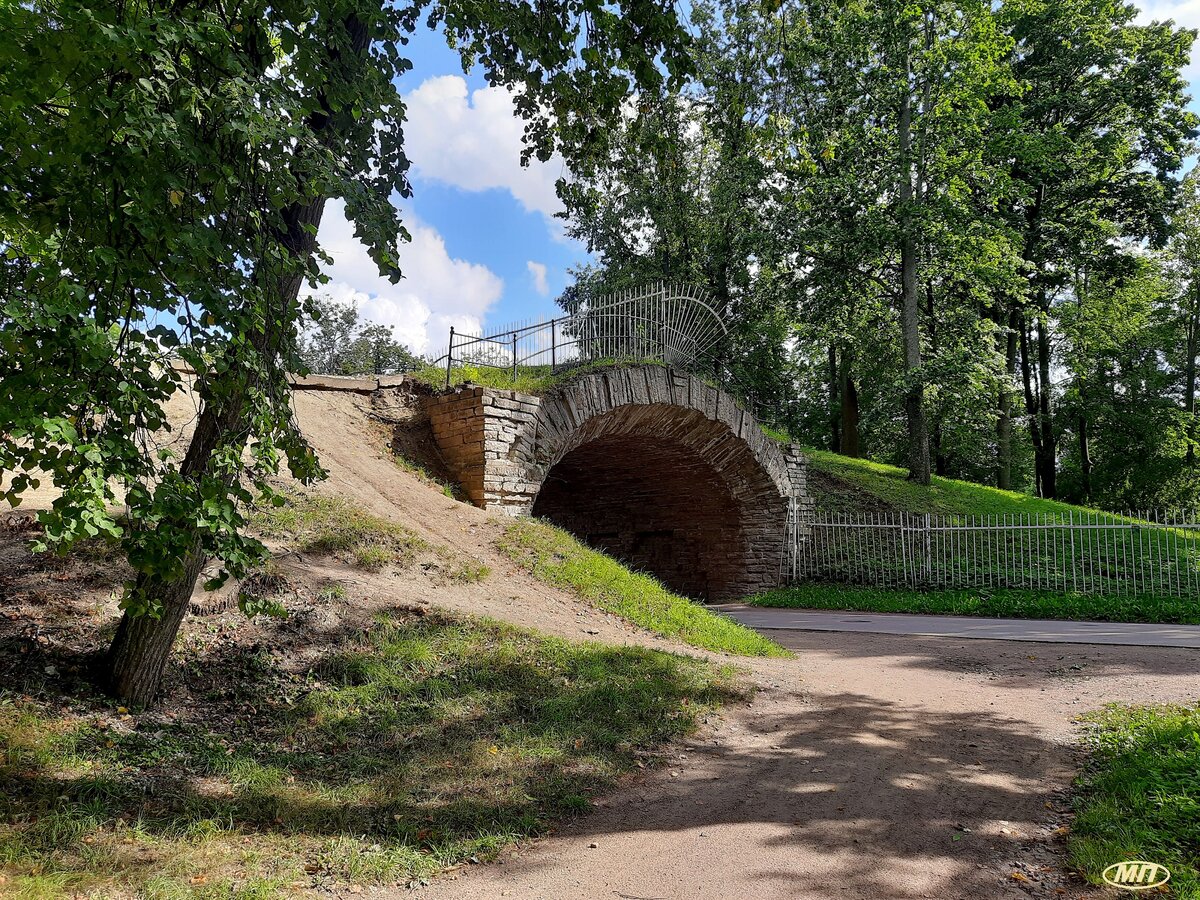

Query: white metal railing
[430,282,727,388]
[785,504,1200,599]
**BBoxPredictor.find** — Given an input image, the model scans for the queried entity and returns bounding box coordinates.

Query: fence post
[550,318,556,370]
[445,326,454,389]
[923,513,931,585]
[512,332,518,382]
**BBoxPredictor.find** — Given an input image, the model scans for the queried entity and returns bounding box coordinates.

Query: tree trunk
[1036,312,1056,498]
[898,43,930,485]
[1018,312,1045,497]
[995,307,1018,490]
[839,354,861,458]
[1186,290,1198,466]
[105,16,369,707]
[828,345,841,453]
[926,280,946,476]
[1078,414,1092,503]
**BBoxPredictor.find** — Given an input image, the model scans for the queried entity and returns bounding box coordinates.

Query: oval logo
[1102,861,1171,891]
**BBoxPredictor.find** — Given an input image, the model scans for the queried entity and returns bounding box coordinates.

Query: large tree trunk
[1035,312,1057,498]
[106,17,368,706]
[898,47,930,485]
[828,345,841,453]
[902,85,926,487]
[839,353,861,458]
[995,307,1018,490]
[1078,413,1092,503]
[1018,313,1045,497]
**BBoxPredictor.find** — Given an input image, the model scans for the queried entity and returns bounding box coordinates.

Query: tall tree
[996,0,1197,497]
[1,0,690,704]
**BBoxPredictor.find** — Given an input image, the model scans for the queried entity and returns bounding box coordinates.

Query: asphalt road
[715,603,1200,648]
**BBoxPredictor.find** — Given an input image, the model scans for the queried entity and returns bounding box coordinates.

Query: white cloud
[403,75,567,222]
[312,199,503,355]
[527,260,549,296]
[1135,0,1200,82]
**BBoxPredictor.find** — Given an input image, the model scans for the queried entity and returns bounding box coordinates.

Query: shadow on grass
[0,610,745,895]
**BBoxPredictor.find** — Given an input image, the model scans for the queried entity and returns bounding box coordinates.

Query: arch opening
[531,433,750,600]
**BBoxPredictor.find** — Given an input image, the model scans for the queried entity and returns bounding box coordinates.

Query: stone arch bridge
[425,366,811,601]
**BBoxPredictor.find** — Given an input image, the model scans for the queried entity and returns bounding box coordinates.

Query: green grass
[409,358,671,396]
[1069,704,1200,898]
[751,583,1200,624]
[805,449,1100,517]
[0,612,744,898]
[497,519,789,658]
[252,492,427,572]
[393,452,461,500]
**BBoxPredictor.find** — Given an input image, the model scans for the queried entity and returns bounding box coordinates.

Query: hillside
[805,449,1102,519]
[757,449,1200,623]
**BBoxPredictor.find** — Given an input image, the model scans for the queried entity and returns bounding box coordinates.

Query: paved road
[716,603,1200,648]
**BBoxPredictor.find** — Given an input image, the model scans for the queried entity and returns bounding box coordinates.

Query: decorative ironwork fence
[785,505,1200,599]
[432,282,727,388]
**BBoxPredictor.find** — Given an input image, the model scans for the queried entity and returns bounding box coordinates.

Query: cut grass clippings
[497,519,789,658]
[751,583,1200,625]
[0,611,745,898]
[1070,704,1200,899]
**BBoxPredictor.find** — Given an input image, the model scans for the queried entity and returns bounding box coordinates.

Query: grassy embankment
[1,495,754,896]
[753,449,1200,623]
[256,493,785,658]
[0,613,744,898]
[497,518,789,658]
[1069,704,1200,898]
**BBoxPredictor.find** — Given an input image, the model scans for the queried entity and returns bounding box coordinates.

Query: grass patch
[751,583,1200,624]
[446,560,491,584]
[497,519,789,658]
[0,612,744,897]
[409,359,671,396]
[1069,704,1200,898]
[252,492,426,572]
[393,453,461,501]
[804,449,1102,517]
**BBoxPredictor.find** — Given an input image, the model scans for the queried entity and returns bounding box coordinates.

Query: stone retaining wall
[424,366,812,599]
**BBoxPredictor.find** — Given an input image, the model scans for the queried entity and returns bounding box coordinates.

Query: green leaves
[1,0,691,636]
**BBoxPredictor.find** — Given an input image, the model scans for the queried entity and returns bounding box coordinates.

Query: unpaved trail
[413,633,1200,900]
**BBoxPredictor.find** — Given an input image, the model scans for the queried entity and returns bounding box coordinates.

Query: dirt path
[414,632,1199,900]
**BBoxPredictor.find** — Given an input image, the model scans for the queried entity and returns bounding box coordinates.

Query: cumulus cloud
[1136,0,1200,81]
[403,75,567,221]
[527,260,549,296]
[312,199,503,355]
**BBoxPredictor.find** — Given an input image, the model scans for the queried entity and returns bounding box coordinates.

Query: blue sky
[314,0,1200,357]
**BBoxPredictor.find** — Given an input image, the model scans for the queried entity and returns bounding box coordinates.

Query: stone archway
[425,366,811,600]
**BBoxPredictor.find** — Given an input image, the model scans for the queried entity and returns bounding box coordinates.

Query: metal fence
[431,282,727,388]
[785,505,1200,599]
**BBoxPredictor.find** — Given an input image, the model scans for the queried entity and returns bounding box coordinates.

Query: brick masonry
[424,366,813,600]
